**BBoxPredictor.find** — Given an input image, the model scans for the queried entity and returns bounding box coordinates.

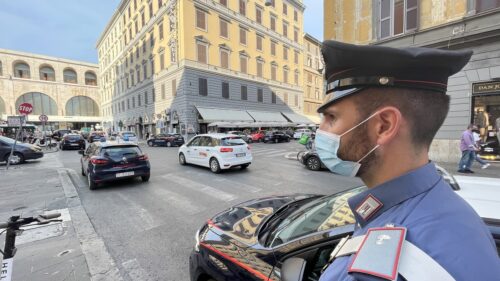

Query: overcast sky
[0,0,323,63]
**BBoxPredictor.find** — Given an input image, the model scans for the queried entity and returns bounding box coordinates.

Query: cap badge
[379,77,390,85]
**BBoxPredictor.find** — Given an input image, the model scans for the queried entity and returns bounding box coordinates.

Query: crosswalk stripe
[260,151,287,158]
[162,173,236,202]
[149,185,206,215]
[213,177,262,193]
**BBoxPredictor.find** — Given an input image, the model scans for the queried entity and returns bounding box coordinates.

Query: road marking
[214,178,262,193]
[122,259,152,281]
[115,193,159,231]
[150,185,205,215]
[162,174,236,202]
[260,151,288,158]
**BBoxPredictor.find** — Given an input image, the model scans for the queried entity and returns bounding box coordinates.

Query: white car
[437,165,500,220]
[178,134,252,173]
[293,129,313,139]
[118,131,138,144]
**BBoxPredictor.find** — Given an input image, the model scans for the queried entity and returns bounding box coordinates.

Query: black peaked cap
[317,40,473,113]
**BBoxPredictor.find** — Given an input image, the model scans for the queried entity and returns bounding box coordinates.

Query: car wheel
[5,152,24,165]
[141,175,150,182]
[247,138,252,144]
[87,173,97,190]
[166,141,172,147]
[306,156,321,171]
[147,140,154,147]
[210,158,221,174]
[81,164,86,176]
[179,153,187,165]
[240,164,249,170]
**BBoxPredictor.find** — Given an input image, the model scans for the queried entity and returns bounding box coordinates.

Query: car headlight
[194,228,200,252]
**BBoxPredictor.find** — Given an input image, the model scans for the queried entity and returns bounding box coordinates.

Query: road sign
[18,103,33,115]
[39,114,48,122]
[7,116,25,127]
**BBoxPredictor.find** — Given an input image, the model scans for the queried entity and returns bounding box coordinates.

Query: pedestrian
[458,124,476,173]
[316,41,500,280]
[472,125,490,169]
[145,132,150,140]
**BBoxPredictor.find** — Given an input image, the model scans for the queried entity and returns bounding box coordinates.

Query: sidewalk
[0,153,122,281]
[436,161,500,178]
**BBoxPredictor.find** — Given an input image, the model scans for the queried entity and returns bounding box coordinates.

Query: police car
[178,134,252,173]
[189,166,500,281]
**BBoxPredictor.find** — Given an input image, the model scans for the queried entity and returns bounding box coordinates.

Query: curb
[58,169,124,281]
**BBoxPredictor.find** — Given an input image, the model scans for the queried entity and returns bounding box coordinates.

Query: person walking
[472,126,490,169]
[315,41,500,281]
[458,124,476,173]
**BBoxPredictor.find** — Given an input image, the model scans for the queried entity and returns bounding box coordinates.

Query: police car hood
[208,194,320,247]
[454,175,500,221]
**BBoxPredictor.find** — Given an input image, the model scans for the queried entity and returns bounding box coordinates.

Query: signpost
[6,103,33,170]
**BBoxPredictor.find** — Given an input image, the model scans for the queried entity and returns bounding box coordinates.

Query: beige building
[302,33,323,123]
[0,49,100,130]
[97,0,310,139]
[324,0,500,162]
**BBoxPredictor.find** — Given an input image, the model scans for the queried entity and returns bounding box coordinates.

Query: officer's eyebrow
[323,108,339,116]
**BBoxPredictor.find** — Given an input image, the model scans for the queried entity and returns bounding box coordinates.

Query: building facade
[324,0,500,162]
[97,0,309,140]
[0,49,100,130]
[302,33,323,123]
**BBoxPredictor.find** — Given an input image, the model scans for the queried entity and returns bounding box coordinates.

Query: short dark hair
[352,87,450,150]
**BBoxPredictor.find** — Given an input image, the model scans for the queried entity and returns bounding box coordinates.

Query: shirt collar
[348,162,441,227]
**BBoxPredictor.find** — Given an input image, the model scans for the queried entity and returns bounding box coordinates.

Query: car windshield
[0,136,16,144]
[123,132,136,137]
[67,135,81,140]
[102,146,142,161]
[268,186,366,247]
[220,137,245,146]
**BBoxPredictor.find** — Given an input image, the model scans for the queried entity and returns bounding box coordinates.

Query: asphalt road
[56,141,363,281]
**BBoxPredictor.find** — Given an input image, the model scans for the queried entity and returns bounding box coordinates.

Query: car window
[68,135,81,140]
[102,146,142,161]
[268,186,365,247]
[85,144,96,156]
[188,137,201,146]
[221,137,245,146]
[199,136,212,147]
[123,132,136,137]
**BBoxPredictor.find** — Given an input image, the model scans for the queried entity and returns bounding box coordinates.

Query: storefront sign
[7,116,26,127]
[472,81,500,95]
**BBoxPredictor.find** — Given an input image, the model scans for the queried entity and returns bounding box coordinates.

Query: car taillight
[90,157,108,165]
[138,154,149,161]
[220,147,233,153]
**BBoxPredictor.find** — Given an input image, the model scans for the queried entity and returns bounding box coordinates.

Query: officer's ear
[372,106,403,146]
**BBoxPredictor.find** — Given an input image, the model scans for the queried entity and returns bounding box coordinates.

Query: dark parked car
[88,131,106,142]
[79,141,150,190]
[60,133,86,150]
[0,136,44,165]
[478,137,500,161]
[263,131,290,143]
[189,177,500,281]
[52,129,71,141]
[299,150,326,171]
[147,133,185,147]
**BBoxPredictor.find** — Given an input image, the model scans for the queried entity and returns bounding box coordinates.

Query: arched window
[39,65,55,81]
[15,92,57,115]
[0,96,5,115]
[65,96,99,116]
[63,68,78,83]
[13,61,31,78]
[85,71,97,86]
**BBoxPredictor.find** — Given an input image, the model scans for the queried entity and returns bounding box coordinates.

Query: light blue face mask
[315,112,380,177]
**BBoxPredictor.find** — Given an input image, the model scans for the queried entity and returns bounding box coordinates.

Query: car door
[197,136,213,167]
[185,136,201,164]
[81,144,94,173]
[0,140,10,161]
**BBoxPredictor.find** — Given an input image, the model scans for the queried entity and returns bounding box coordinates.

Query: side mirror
[281,258,307,281]
[78,150,85,155]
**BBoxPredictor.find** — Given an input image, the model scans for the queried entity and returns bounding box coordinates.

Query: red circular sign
[39,114,48,122]
[18,103,33,115]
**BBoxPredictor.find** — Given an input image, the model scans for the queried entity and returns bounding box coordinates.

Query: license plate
[71,143,79,146]
[116,171,134,178]
[236,153,245,157]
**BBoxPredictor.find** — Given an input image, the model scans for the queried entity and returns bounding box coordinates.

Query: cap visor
[317,88,362,113]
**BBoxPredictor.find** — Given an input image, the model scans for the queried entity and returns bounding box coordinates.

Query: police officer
[316,41,500,280]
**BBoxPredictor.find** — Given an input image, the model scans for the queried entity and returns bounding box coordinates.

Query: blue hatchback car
[79,141,150,189]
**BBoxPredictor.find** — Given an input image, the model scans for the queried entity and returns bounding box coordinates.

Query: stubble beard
[337,122,378,178]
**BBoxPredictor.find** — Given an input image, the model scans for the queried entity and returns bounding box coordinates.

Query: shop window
[472,89,500,147]
[14,62,31,79]
[379,0,418,39]
[199,78,208,96]
[222,82,229,99]
[85,71,97,86]
[241,85,247,100]
[476,0,500,13]
[39,65,55,81]
[257,88,263,102]
[63,68,78,84]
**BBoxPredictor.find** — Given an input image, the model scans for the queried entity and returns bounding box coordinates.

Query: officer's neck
[361,148,429,188]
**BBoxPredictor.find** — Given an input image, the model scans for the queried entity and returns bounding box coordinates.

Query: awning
[305,115,321,125]
[196,106,254,123]
[208,122,255,128]
[246,110,289,123]
[281,112,315,124]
